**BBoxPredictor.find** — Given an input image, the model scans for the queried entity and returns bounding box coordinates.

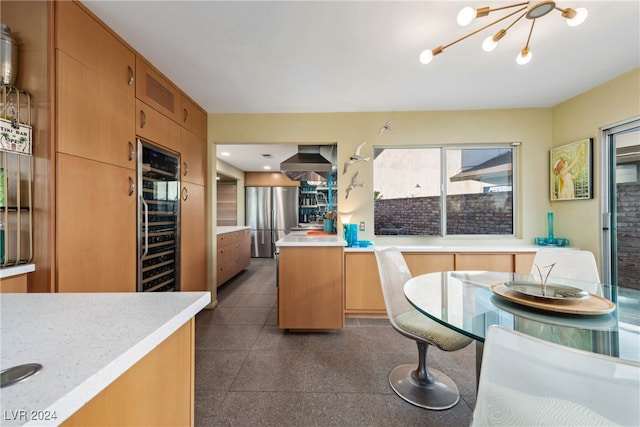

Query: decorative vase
[547,212,554,240]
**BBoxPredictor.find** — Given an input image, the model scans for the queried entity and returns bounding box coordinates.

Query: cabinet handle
[183,108,188,123]
[183,161,189,176]
[140,110,146,129]
[182,187,189,201]
[128,177,135,196]
[127,66,134,86]
[128,141,134,161]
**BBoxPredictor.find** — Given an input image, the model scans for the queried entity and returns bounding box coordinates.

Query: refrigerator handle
[140,195,149,259]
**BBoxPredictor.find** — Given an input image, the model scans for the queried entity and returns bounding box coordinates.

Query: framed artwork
[550,138,593,201]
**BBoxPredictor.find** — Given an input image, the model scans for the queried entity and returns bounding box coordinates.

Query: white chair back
[530,248,601,295]
[373,247,415,331]
[471,325,640,427]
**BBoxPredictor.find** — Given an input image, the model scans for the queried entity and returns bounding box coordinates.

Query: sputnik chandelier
[420,1,588,65]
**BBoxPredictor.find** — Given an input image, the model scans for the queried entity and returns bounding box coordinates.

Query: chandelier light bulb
[482,36,498,52]
[419,49,434,64]
[516,48,532,65]
[457,6,476,26]
[567,7,588,27]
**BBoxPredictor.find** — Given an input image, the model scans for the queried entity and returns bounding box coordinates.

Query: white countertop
[276,231,347,247]
[217,225,250,234]
[0,291,210,426]
[0,264,35,279]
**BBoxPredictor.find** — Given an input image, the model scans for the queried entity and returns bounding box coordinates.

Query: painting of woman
[550,139,592,200]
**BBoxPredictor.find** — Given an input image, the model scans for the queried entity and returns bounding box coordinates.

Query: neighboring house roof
[449,151,512,184]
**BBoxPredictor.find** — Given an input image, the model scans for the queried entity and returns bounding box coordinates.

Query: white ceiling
[81,0,640,171]
[217,144,299,173]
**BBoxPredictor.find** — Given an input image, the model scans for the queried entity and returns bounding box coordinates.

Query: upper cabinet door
[56,1,135,95]
[181,128,205,186]
[57,51,136,169]
[181,96,207,140]
[136,57,181,123]
[136,99,181,153]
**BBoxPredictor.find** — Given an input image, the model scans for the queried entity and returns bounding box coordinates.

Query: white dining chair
[530,248,601,295]
[374,247,473,410]
[471,325,640,427]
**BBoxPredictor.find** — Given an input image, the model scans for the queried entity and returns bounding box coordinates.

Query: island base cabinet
[277,246,344,330]
[62,319,195,427]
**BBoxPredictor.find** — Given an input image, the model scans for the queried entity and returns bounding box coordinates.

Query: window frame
[373,143,519,238]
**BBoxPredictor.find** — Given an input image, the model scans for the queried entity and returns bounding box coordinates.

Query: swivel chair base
[389,364,460,410]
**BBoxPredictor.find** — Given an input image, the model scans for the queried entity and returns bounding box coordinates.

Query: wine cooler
[137,139,180,292]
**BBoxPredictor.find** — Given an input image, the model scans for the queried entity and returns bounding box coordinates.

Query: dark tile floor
[195,258,477,426]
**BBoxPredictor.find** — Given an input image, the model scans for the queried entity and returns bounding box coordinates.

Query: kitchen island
[0,291,210,426]
[276,232,346,330]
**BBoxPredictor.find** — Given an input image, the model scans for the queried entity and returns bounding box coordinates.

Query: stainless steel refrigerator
[246,186,298,258]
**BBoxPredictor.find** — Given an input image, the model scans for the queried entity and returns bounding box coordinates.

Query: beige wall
[209,68,640,254]
[551,68,640,264]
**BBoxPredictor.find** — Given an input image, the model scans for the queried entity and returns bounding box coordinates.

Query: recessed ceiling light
[220,151,230,156]
[263,165,272,170]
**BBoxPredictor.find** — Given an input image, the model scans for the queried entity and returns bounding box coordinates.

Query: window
[373,145,516,237]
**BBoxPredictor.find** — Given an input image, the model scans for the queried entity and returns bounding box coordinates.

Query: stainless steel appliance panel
[246,186,298,258]
[246,187,273,257]
[250,230,273,258]
[272,187,298,234]
[246,187,271,231]
[137,139,180,291]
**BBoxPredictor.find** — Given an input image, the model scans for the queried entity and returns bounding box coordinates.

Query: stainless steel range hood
[280,145,333,181]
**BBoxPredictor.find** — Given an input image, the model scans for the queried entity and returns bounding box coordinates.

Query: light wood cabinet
[245,172,300,187]
[344,252,385,313]
[454,253,514,272]
[51,1,208,295]
[344,252,455,314]
[62,319,194,427]
[56,154,136,292]
[181,95,207,140]
[217,182,238,226]
[515,252,536,274]
[216,228,250,286]
[136,99,181,153]
[0,274,28,293]
[404,253,456,275]
[181,128,205,185]
[181,183,206,292]
[344,250,535,314]
[278,246,344,330]
[56,0,135,96]
[57,51,135,169]
[135,56,181,123]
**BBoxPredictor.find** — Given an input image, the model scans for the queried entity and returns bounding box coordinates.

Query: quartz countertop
[0,264,35,279]
[0,291,210,426]
[276,231,347,247]
[217,225,250,234]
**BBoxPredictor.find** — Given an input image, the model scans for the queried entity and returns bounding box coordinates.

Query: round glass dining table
[404,271,640,379]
